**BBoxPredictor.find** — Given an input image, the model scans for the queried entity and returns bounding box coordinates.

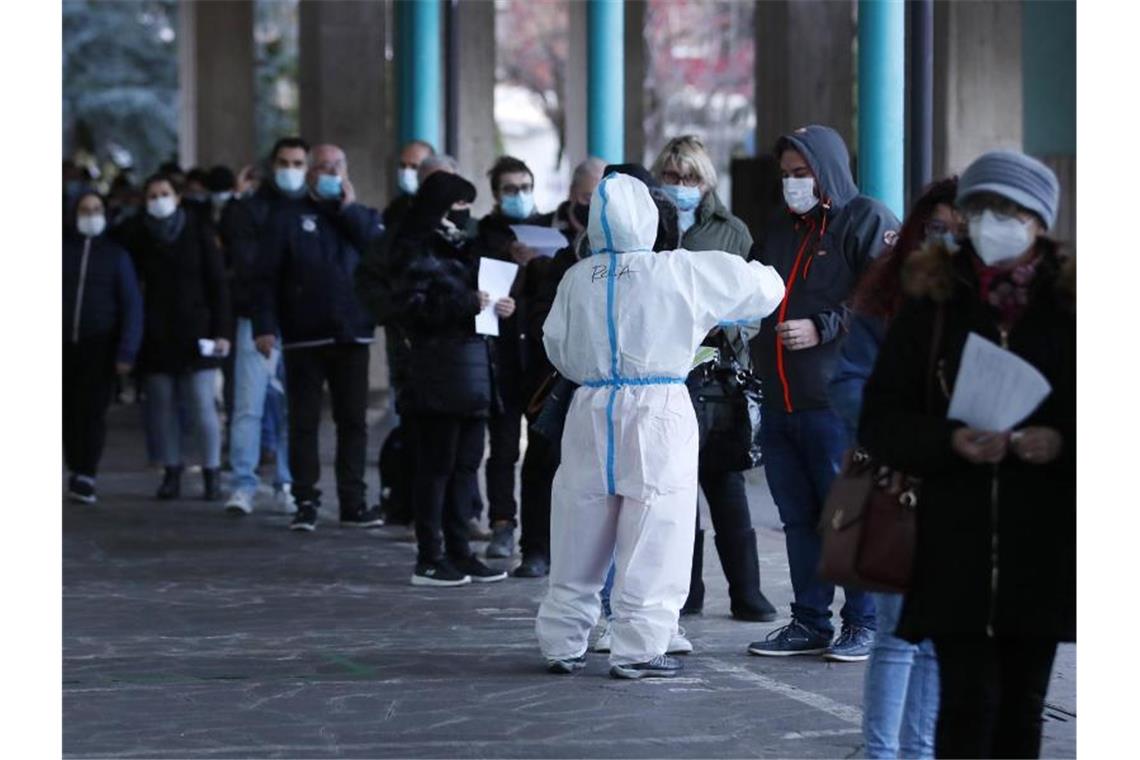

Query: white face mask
[147,195,178,219]
[77,214,106,238]
[968,209,1035,267]
[782,177,818,215]
[275,167,307,193]
[397,167,419,195]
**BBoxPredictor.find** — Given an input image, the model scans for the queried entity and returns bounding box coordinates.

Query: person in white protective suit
[535,173,786,679]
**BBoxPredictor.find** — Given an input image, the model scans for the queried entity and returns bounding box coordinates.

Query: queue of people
[62,125,1073,757]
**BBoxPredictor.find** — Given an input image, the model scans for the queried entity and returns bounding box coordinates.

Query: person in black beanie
[387,172,515,586]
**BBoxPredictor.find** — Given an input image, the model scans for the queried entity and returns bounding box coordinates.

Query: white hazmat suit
[535,174,785,666]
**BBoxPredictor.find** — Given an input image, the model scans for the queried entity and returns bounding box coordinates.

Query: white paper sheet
[509,224,569,258]
[475,258,520,337]
[947,332,1052,431]
[197,338,230,358]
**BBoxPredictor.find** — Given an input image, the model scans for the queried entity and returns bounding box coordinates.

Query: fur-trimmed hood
[902,237,1075,311]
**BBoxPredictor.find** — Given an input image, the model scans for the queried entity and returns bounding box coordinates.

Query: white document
[265,348,283,393]
[509,224,569,258]
[475,258,520,337]
[947,332,1052,431]
[198,339,230,358]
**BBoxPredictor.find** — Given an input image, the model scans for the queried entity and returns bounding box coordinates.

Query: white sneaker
[224,489,254,516]
[592,620,613,653]
[668,625,694,655]
[274,484,297,515]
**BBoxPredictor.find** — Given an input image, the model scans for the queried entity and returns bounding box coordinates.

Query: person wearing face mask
[552,157,606,243]
[468,156,553,555]
[217,137,311,517]
[63,191,144,504]
[381,140,437,229]
[117,174,232,502]
[746,124,899,663]
[825,177,959,759]
[205,165,236,225]
[182,168,212,206]
[649,136,780,626]
[386,171,514,586]
[252,144,386,532]
[859,151,1073,760]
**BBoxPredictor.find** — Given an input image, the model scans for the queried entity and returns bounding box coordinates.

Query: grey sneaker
[485,523,516,558]
[822,625,875,662]
[546,655,587,674]
[747,619,832,657]
[609,655,683,680]
[224,489,254,516]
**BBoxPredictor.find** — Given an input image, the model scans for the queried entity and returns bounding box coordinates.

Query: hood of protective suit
[777,124,859,209]
[587,173,659,254]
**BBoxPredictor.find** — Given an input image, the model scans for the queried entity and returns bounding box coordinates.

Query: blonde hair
[651,135,718,189]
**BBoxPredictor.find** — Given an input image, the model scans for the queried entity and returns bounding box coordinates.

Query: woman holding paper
[118,172,231,501]
[387,171,514,587]
[858,151,1074,759]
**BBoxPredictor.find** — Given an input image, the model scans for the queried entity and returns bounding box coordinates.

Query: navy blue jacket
[63,230,144,364]
[253,195,384,348]
[219,183,307,319]
[749,125,900,412]
[827,311,887,438]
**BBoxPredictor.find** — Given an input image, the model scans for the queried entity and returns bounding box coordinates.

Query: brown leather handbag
[817,305,945,593]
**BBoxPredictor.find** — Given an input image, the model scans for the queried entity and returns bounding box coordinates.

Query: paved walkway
[63,400,1075,758]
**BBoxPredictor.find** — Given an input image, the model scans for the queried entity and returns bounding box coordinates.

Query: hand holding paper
[475,257,520,337]
[509,225,569,259]
[947,333,1052,432]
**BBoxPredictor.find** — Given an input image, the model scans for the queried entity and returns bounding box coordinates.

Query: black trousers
[411,414,486,564]
[486,397,524,525]
[933,637,1059,759]
[518,430,557,559]
[696,467,753,535]
[63,337,117,479]
[285,343,370,513]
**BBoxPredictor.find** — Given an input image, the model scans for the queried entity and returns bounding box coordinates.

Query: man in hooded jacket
[746,124,899,662]
[535,173,785,679]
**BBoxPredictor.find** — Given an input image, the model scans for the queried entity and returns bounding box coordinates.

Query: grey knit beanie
[956,150,1060,230]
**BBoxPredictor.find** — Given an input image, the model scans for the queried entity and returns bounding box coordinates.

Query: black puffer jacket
[749,125,900,412]
[119,205,231,374]
[859,238,1075,643]
[390,226,494,418]
[219,182,307,318]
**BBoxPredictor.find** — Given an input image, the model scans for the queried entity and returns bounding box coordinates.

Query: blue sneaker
[747,619,832,657]
[609,655,683,679]
[822,625,875,662]
[546,655,587,674]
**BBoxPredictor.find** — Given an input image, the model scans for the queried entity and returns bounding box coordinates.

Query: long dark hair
[851,177,958,321]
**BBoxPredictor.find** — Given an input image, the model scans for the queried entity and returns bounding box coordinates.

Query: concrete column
[397,0,443,150]
[755,0,855,155]
[448,0,496,218]
[298,0,391,210]
[586,0,624,163]
[857,0,905,218]
[564,0,589,171]
[623,0,647,165]
[932,0,1022,179]
[178,0,256,170]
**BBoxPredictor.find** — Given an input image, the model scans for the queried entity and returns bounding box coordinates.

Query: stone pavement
[63,399,1075,758]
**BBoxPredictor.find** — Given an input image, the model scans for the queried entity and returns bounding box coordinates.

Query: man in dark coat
[253,144,386,532]
[747,124,899,662]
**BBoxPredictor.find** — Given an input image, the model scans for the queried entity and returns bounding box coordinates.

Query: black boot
[680,529,705,616]
[716,528,778,622]
[202,468,222,501]
[156,466,183,500]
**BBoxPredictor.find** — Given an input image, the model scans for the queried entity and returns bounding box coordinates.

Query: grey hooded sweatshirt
[749,125,900,413]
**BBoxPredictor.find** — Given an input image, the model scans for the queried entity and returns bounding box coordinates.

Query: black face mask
[572,202,590,228]
[447,208,471,229]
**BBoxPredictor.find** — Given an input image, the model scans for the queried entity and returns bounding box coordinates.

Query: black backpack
[376,424,414,524]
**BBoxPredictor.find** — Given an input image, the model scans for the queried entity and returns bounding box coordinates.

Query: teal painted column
[587,0,624,163]
[398,0,442,150]
[857,0,905,218]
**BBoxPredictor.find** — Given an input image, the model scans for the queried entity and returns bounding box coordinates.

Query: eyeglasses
[500,182,533,196]
[661,170,701,187]
[923,219,953,237]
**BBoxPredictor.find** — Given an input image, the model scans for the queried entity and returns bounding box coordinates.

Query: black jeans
[933,637,1059,759]
[696,467,753,535]
[63,337,117,479]
[519,429,557,559]
[411,414,486,564]
[284,343,370,514]
[486,398,524,526]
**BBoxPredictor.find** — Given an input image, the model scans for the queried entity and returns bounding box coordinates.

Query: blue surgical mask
[315,173,343,199]
[663,184,702,212]
[501,191,535,220]
[275,167,306,194]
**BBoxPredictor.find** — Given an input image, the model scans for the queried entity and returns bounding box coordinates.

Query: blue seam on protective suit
[584,375,685,388]
[599,176,619,496]
[718,317,766,327]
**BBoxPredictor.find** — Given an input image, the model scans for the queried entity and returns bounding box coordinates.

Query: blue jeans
[229,319,291,492]
[145,370,221,468]
[863,592,939,758]
[761,406,875,635]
